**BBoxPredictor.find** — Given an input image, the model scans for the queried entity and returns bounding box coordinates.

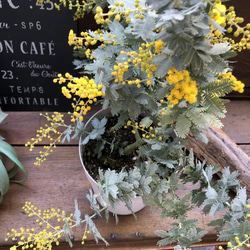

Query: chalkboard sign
[0,0,76,111]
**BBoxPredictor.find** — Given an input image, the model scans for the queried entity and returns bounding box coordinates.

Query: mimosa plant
[6,0,250,249]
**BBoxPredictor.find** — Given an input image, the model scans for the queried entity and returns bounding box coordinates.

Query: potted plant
[6,0,250,249]
[0,108,28,203]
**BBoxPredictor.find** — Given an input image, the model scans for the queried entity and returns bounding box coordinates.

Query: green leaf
[85,214,109,246]
[133,15,155,40]
[81,135,90,145]
[155,230,169,238]
[178,236,192,247]
[139,117,153,128]
[161,9,184,21]
[238,220,250,236]
[86,189,102,216]
[178,228,206,247]
[0,139,27,183]
[181,47,195,66]
[7,164,20,179]
[175,115,191,138]
[203,165,216,183]
[0,159,10,203]
[156,234,177,247]
[206,55,228,74]
[207,219,225,227]
[140,175,152,194]
[208,43,231,55]
[218,230,234,242]
[209,202,224,218]
[73,199,81,226]
[197,51,212,63]
[154,56,173,78]
[186,108,208,129]
[206,186,218,200]
[88,117,107,140]
[61,126,72,143]
[64,233,73,248]
[108,20,125,42]
[147,0,172,13]
[0,108,8,124]
[205,79,234,97]
[190,53,203,72]
[237,187,247,204]
[218,219,238,241]
[155,86,170,101]
[63,216,73,247]
[134,93,149,105]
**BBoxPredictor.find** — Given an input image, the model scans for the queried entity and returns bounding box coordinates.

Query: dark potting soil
[82,117,139,181]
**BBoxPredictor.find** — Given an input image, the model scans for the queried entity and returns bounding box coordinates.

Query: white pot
[79,108,145,215]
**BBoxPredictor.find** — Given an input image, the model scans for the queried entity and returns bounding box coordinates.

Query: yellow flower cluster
[210,2,226,27]
[155,40,165,54]
[225,6,250,51]
[133,42,158,78]
[53,0,96,20]
[220,72,245,93]
[69,29,105,52]
[209,1,227,40]
[166,67,198,105]
[36,0,50,6]
[68,29,121,53]
[112,61,129,83]
[25,112,68,166]
[111,42,160,87]
[5,202,76,250]
[68,29,83,50]
[94,1,147,25]
[54,73,104,122]
[209,0,250,51]
[124,120,162,141]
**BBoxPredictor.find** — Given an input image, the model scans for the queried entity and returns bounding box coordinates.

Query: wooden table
[0,100,249,250]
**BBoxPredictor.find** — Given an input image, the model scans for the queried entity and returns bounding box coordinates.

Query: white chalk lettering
[48,41,55,56]
[28,61,51,69]
[10,97,16,104]
[16,86,22,93]
[20,41,56,56]
[8,85,44,94]
[0,40,14,53]
[20,21,42,30]
[1,70,14,79]
[30,70,40,77]
[0,22,10,29]
[0,0,19,9]
[41,70,58,77]
[11,60,27,68]
[9,85,14,93]
[18,97,24,105]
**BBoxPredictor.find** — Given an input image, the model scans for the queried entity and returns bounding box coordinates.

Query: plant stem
[124,129,144,155]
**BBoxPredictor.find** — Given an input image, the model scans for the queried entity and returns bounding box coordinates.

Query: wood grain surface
[0,100,249,249]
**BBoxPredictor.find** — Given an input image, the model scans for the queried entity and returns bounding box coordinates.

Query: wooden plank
[221,100,250,145]
[239,145,250,157]
[0,147,222,249]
